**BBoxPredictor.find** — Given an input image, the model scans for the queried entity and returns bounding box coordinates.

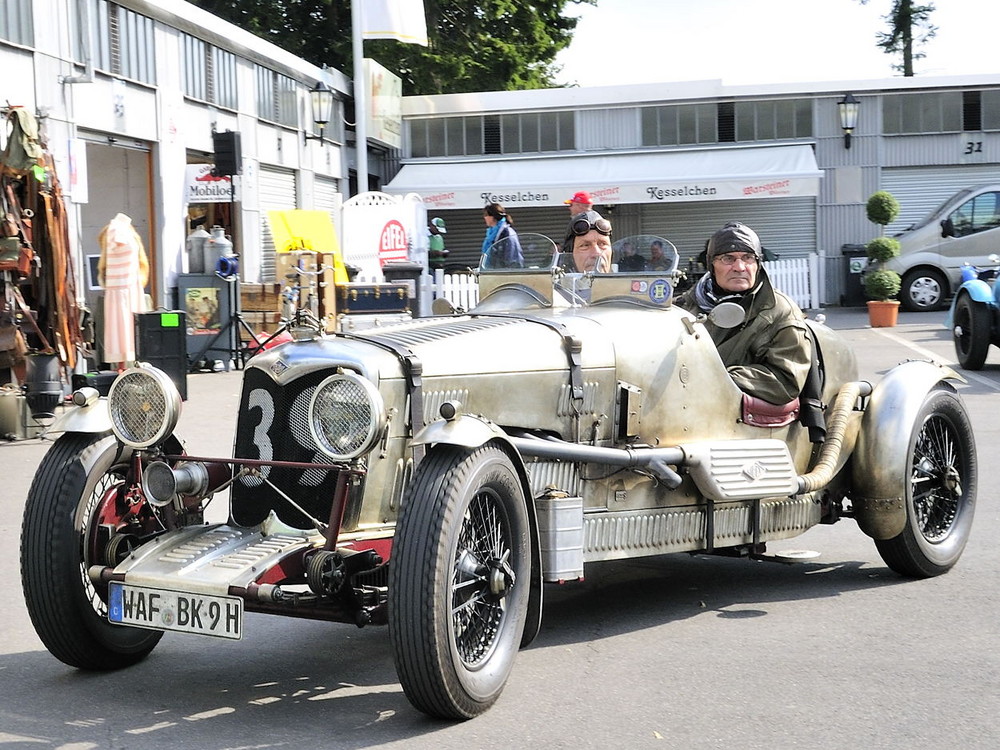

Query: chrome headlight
[107,365,182,449]
[309,373,386,460]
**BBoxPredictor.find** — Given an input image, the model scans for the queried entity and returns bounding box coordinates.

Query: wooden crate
[240,283,282,313]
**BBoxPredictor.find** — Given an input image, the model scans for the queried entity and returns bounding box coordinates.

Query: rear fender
[851,360,964,539]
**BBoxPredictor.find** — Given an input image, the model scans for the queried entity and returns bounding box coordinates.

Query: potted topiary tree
[863,191,902,327]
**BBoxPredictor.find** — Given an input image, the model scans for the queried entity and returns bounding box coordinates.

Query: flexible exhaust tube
[509,436,685,488]
[797,381,872,494]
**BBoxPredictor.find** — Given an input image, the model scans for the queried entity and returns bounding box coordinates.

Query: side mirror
[940,217,955,238]
[707,301,746,329]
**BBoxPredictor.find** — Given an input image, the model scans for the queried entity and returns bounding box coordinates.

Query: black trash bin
[841,244,869,307]
[382,261,426,317]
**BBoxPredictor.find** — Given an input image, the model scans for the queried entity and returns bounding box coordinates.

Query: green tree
[859,1,937,76]
[189,0,594,94]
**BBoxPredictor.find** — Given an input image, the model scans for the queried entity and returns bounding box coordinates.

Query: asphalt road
[2,306,999,750]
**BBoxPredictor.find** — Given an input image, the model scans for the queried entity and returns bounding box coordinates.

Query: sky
[555,0,998,88]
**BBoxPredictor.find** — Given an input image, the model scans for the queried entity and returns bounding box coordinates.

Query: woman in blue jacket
[481,203,524,269]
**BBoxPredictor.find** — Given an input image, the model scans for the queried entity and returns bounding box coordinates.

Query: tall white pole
[351,4,368,195]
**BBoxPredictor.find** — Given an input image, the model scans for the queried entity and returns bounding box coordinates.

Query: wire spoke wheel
[875,389,977,577]
[389,444,530,719]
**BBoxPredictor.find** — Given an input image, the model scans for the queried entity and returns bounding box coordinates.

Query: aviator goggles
[571,216,613,237]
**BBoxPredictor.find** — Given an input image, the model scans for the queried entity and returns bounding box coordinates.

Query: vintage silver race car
[20,238,977,720]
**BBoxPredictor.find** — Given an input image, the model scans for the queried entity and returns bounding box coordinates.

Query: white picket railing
[766,254,819,310]
[408,253,819,316]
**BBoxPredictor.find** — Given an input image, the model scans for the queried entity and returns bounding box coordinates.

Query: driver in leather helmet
[674,222,811,406]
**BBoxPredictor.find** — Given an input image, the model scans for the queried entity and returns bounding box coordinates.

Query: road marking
[874,329,1000,392]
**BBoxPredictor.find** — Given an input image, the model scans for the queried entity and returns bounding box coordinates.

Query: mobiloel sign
[185,164,240,204]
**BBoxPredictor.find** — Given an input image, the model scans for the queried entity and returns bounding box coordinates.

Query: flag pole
[351,3,368,195]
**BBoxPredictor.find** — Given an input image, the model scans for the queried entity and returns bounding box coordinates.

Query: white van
[887,184,1000,311]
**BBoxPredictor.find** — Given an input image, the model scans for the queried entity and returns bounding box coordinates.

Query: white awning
[384,144,822,210]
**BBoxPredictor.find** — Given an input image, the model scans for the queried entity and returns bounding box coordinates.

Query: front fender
[411,414,510,449]
[851,360,964,539]
[45,398,113,435]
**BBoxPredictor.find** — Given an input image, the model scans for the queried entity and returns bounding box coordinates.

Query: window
[983,90,1000,131]
[407,112,574,157]
[734,99,812,141]
[86,1,156,84]
[950,192,1000,237]
[883,92,963,134]
[254,65,298,127]
[0,0,33,46]
[181,33,238,109]
[641,104,719,146]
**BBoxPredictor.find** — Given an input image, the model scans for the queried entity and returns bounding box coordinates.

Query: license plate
[108,582,243,640]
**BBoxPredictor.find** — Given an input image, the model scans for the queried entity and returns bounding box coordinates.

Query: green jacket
[675,271,811,405]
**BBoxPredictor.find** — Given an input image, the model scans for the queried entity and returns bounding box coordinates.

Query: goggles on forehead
[571,216,612,237]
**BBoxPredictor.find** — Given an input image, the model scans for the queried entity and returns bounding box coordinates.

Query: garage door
[259,167,298,282]
[641,197,817,264]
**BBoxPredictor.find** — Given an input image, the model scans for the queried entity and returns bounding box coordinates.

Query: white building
[0,0,392,320]
[385,75,1000,305]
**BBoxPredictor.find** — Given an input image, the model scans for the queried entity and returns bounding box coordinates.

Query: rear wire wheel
[20,433,164,669]
[389,444,530,719]
[874,389,977,577]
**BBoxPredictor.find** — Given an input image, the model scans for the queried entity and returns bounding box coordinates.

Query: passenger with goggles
[566,211,614,273]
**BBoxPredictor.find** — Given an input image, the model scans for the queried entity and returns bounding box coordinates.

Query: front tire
[389,444,530,719]
[952,293,991,370]
[901,268,949,312]
[20,433,163,669]
[874,389,976,577]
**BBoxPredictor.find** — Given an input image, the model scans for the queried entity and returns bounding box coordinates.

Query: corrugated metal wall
[640,197,817,263]
[417,198,816,271]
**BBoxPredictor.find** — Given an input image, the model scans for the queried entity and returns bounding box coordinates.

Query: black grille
[232,368,342,528]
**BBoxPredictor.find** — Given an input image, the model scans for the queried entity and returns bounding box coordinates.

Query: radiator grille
[232,368,343,528]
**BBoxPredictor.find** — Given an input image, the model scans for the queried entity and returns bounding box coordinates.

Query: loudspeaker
[136,311,188,400]
[212,130,242,176]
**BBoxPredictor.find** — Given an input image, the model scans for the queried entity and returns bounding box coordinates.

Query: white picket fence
[767,254,820,310]
[376,254,820,317]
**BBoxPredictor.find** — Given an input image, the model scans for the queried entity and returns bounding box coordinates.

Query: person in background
[617,240,647,272]
[428,217,449,271]
[561,191,595,255]
[647,240,672,271]
[481,203,524,268]
[674,222,810,406]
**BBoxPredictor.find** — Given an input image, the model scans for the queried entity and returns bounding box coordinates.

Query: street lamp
[304,80,335,145]
[837,93,859,149]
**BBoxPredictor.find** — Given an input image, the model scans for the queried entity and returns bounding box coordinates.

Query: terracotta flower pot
[867,299,900,328]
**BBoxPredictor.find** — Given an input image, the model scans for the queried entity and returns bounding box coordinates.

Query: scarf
[481,218,505,255]
[690,272,763,313]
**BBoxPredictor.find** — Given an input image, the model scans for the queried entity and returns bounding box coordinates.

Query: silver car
[21,239,977,720]
[888,183,1000,311]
